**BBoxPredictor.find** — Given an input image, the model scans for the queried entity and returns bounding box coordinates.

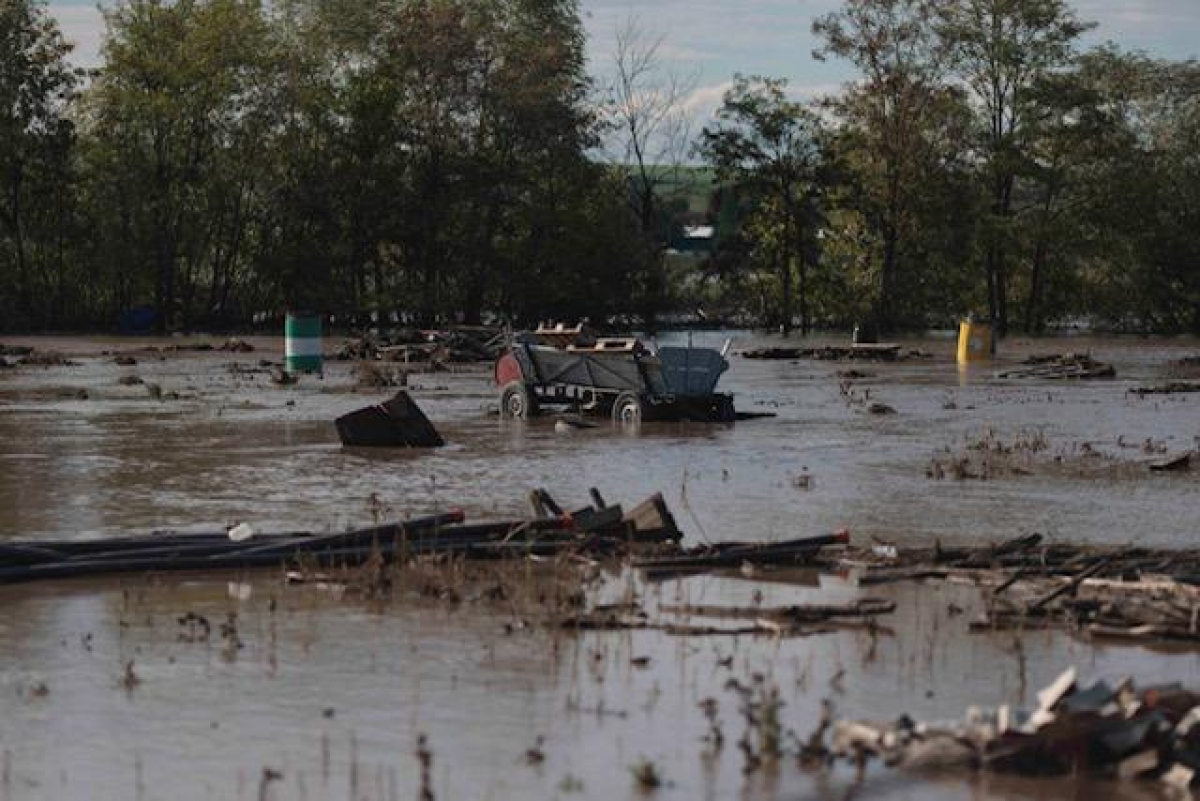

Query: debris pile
[742,345,929,362]
[335,327,503,364]
[0,345,78,367]
[830,667,1200,789]
[0,489,680,586]
[353,362,408,389]
[334,329,423,361]
[822,534,1200,645]
[921,430,1181,481]
[999,353,1115,380]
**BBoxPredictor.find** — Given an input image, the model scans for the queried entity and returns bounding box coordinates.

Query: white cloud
[682,81,734,117]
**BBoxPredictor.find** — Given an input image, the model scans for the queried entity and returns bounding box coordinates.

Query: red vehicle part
[493,351,524,386]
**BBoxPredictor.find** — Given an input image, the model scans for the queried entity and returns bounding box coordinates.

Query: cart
[493,326,734,422]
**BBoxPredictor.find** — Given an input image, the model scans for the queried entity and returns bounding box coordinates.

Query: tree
[1010,48,1128,332]
[813,0,971,333]
[250,0,620,328]
[604,18,697,327]
[83,0,278,330]
[936,0,1093,337]
[1078,52,1200,333]
[0,0,77,327]
[699,75,825,335]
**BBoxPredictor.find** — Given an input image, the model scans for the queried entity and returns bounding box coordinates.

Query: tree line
[1,0,1198,336]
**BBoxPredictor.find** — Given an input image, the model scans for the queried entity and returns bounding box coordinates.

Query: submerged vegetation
[1,0,1198,335]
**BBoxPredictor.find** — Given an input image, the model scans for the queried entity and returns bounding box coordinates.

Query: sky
[47,0,1200,122]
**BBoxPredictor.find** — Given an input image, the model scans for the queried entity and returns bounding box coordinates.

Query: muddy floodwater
[0,332,1198,801]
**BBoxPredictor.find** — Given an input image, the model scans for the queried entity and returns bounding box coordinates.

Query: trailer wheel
[611,392,644,423]
[500,382,538,419]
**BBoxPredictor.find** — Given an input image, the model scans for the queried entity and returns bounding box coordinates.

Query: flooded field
[0,332,1198,800]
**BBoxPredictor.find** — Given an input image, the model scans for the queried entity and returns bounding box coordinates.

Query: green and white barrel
[284,313,323,373]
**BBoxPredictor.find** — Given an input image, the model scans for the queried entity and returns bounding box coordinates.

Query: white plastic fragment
[1175,706,1200,737]
[1162,763,1195,790]
[1036,666,1077,713]
[831,721,886,755]
[227,522,255,541]
[872,544,898,560]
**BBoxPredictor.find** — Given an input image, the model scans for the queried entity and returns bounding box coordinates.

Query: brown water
[0,332,1198,800]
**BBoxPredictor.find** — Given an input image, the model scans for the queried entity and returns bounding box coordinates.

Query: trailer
[493,326,734,422]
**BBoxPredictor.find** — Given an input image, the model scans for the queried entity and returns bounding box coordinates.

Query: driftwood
[633,530,850,579]
[0,491,683,586]
[660,597,895,624]
[560,597,892,637]
[800,534,1200,646]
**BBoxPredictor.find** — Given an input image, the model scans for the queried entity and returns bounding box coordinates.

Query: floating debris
[1131,381,1200,396]
[742,345,925,362]
[335,391,445,448]
[828,667,1200,789]
[800,534,1200,647]
[336,327,502,364]
[1148,451,1193,472]
[634,530,849,579]
[219,338,254,353]
[354,362,407,389]
[15,351,78,367]
[629,759,662,790]
[0,489,680,586]
[999,353,1115,380]
[269,368,297,386]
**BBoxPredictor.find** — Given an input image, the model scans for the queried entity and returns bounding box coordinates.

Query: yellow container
[956,320,992,363]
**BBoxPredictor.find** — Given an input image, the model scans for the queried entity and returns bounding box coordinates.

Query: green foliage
[0,0,78,329]
[698,75,826,335]
[936,0,1095,336]
[32,0,641,331]
[5,0,1200,334]
[813,0,977,332]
